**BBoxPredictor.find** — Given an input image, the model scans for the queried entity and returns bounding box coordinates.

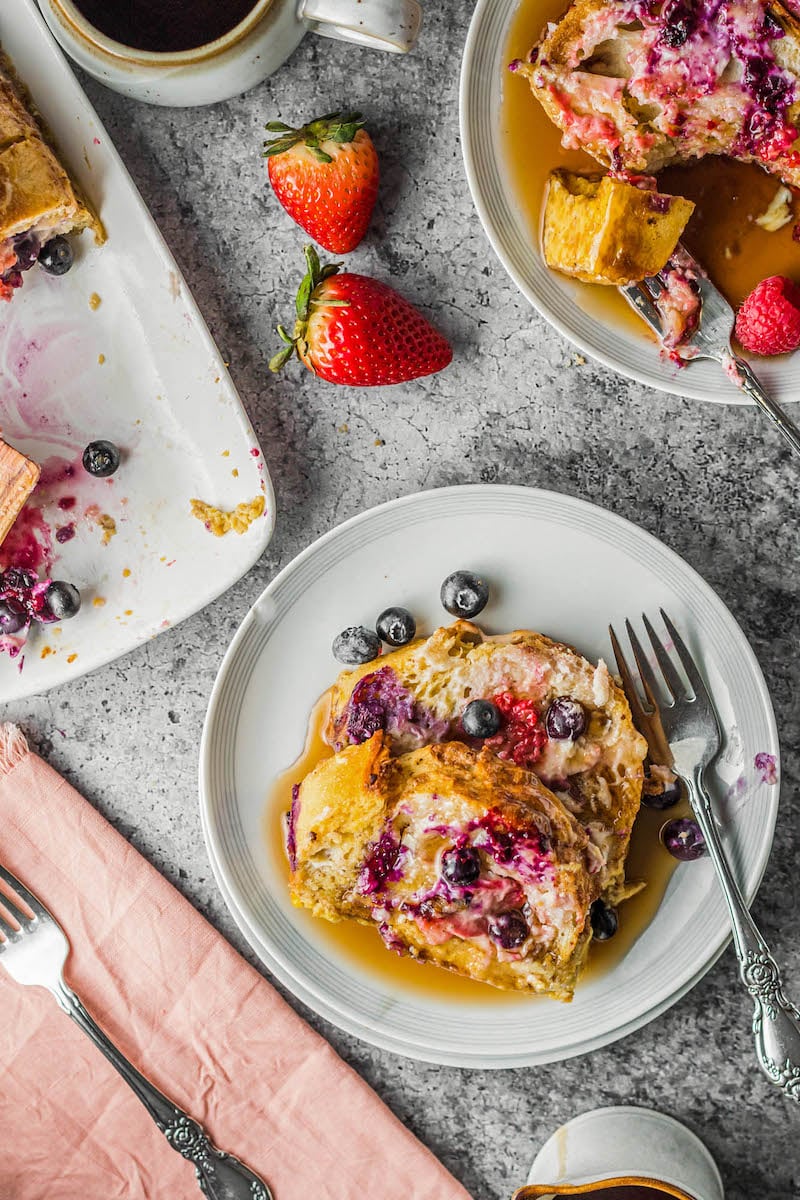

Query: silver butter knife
[620,246,800,459]
[0,862,273,1199]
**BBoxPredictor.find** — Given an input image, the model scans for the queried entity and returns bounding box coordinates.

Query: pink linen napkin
[0,724,473,1200]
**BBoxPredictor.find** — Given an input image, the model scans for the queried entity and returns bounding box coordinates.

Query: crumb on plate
[97,513,116,544]
[190,495,265,536]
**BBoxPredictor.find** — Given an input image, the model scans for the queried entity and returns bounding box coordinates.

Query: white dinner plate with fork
[199,485,780,1067]
[459,0,799,405]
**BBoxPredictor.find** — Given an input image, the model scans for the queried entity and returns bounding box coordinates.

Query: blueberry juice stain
[72,0,260,53]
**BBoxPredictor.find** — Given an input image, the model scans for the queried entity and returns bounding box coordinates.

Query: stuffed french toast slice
[284,621,648,1000]
[0,49,103,299]
[515,0,800,188]
[288,735,602,999]
[325,621,647,907]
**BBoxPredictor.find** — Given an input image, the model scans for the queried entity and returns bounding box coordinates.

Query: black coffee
[73,0,260,53]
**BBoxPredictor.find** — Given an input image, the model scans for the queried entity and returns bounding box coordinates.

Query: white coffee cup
[38,0,422,107]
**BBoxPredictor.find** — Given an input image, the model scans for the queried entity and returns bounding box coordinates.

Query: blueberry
[440,570,489,619]
[376,606,416,647]
[13,233,40,272]
[590,898,618,941]
[487,910,529,950]
[83,440,121,478]
[442,845,481,886]
[661,817,706,861]
[0,598,27,634]
[38,236,74,276]
[545,696,586,740]
[642,769,682,809]
[44,581,81,621]
[2,567,34,590]
[461,698,501,738]
[659,0,695,46]
[333,625,381,666]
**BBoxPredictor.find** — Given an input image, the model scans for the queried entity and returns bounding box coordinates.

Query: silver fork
[0,863,273,1198]
[620,250,800,459]
[609,610,800,1102]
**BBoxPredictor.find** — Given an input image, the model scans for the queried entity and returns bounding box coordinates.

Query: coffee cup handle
[299,0,421,53]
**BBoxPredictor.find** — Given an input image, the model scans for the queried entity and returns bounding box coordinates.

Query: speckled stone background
[5,1,800,1196]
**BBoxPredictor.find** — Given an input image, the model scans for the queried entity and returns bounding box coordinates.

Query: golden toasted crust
[290,736,600,999]
[542,170,694,285]
[326,621,647,906]
[291,733,393,919]
[0,49,103,244]
[518,0,800,188]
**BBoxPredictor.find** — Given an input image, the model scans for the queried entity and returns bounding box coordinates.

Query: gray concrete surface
[5,1,800,1196]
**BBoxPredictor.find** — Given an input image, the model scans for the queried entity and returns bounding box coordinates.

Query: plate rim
[458,0,793,407]
[199,483,780,1067]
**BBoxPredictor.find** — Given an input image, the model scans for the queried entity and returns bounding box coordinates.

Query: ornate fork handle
[727,356,800,459]
[52,978,273,1198]
[687,764,800,1101]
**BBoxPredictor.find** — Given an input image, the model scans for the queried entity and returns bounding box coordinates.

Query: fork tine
[0,902,19,940]
[0,887,32,927]
[642,612,688,702]
[659,609,709,700]
[619,283,663,338]
[0,864,46,921]
[624,619,664,710]
[609,624,651,722]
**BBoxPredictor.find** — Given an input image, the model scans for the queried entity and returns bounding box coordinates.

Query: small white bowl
[515,1106,725,1200]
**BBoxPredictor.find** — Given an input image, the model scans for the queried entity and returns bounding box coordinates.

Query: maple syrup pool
[501,0,800,335]
[264,691,688,1005]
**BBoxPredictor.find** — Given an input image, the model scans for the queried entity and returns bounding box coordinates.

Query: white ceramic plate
[459,0,797,405]
[0,2,275,702]
[199,485,780,1067]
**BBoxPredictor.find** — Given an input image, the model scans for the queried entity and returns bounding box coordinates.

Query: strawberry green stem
[269,246,345,375]
[263,111,365,162]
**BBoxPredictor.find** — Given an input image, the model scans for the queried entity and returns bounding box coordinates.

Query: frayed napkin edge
[0,724,30,778]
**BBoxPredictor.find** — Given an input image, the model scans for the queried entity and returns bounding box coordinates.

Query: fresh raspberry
[735,275,800,356]
[486,693,547,768]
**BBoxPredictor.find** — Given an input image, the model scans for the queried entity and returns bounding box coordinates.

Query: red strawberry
[269,247,452,387]
[264,112,379,253]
